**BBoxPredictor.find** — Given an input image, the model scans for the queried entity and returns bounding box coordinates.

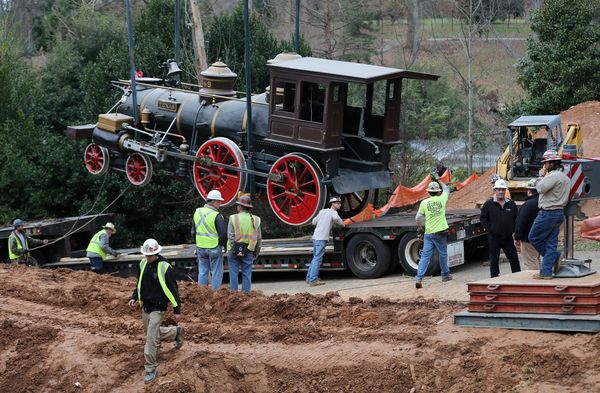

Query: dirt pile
[3,265,600,392]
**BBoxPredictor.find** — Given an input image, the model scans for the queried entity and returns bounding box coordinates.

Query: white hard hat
[493,179,508,189]
[426,182,441,192]
[542,149,561,162]
[103,222,116,233]
[141,238,162,256]
[206,190,224,201]
[329,196,341,204]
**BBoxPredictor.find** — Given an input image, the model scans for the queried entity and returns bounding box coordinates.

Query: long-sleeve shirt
[86,232,117,258]
[514,194,539,243]
[130,255,181,314]
[311,208,344,241]
[536,169,570,210]
[191,204,228,248]
[480,197,518,240]
[9,231,43,256]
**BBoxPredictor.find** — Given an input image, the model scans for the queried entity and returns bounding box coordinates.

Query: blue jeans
[197,246,223,290]
[228,251,254,292]
[416,233,449,281]
[307,240,327,283]
[89,256,103,272]
[529,209,564,276]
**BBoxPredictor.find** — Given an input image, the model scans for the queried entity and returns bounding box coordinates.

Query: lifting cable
[26,177,131,253]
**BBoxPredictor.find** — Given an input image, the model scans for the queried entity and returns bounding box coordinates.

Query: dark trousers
[488,235,521,278]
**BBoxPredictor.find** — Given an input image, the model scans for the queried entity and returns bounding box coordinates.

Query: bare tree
[428,0,500,174]
[190,0,208,79]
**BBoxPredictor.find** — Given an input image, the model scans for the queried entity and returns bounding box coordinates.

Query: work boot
[442,274,453,282]
[144,370,157,384]
[553,252,562,275]
[415,280,422,289]
[175,326,184,349]
[309,280,325,287]
[532,273,552,280]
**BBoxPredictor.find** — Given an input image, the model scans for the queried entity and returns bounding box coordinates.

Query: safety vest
[137,259,178,309]
[86,229,108,260]
[8,231,28,260]
[194,206,219,248]
[231,212,260,251]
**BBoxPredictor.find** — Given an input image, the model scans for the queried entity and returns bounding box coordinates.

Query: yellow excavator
[495,115,583,200]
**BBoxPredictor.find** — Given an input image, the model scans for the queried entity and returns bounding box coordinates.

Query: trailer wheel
[398,232,440,277]
[345,234,391,279]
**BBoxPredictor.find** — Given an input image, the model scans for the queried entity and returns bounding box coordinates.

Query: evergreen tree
[516,0,600,114]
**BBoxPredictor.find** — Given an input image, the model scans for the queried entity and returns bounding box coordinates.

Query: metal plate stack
[455,271,600,332]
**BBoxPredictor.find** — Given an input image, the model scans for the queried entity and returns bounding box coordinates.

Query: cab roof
[508,115,561,129]
[267,57,440,84]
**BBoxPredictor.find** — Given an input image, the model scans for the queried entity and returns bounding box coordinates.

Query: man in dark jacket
[480,179,521,278]
[514,178,540,270]
[129,239,183,384]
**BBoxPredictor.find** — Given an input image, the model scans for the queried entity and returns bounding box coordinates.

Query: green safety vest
[86,229,108,260]
[137,259,178,309]
[8,231,28,260]
[230,212,260,251]
[194,207,219,248]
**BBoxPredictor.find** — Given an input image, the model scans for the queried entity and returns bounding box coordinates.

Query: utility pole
[190,0,208,80]
[125,0,139,126]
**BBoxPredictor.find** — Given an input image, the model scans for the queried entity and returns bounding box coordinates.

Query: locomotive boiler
[72,54,439,226]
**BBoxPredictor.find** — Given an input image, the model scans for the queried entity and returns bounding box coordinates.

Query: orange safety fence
[344,169,455,225]
[455,172,480,190]
[582,216,600,242]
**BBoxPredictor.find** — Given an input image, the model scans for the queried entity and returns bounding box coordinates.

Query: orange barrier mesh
[581,216,600,242]
[455,172,479,190]
[344,169,457,225]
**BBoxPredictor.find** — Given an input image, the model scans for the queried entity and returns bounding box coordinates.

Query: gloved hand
[417,228,424,243]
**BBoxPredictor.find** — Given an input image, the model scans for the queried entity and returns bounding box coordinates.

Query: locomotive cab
[266,57,439,171]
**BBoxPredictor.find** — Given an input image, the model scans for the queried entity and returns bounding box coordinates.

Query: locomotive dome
[199,61,237,101]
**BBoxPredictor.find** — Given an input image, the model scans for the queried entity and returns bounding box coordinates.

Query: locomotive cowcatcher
[68,54,439,226]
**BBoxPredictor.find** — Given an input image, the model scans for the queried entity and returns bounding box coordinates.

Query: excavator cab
[506,115,563,178]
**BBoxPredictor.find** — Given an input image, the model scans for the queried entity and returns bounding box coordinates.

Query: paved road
[249,251,600,302]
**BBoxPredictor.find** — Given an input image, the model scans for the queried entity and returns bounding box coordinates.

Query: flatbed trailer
[45,209,487,280]
[0,214,115,264]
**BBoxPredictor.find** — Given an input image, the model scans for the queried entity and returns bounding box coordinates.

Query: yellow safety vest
[194,207,219,248]
[86,229,108,260]
[229,212,260,251]
[8,231,28,260]
[137,259,178,308]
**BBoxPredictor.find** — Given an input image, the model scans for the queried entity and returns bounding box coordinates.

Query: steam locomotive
[69,53,438,226]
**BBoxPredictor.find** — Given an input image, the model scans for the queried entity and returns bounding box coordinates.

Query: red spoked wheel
[126,153,153,186]
[84,143,110,175]
[192,137,247,207]
[337,190,373,219]
[267,153,326,226]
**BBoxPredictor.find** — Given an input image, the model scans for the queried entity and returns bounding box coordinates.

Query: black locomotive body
[75,55,438,226]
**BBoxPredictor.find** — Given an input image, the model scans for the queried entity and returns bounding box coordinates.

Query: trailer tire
[345,234,391,279]
[398,232,440,277]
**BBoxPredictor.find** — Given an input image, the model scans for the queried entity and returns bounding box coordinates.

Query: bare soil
[2,265,600,392]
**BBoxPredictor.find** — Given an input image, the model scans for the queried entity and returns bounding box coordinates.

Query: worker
[514,178,541,270]
[307,196,345,287]
[415,181,452,288]
[128,238,183,384]
[8,218,48,265]
[529,150,570,279]
[192,190,227,290]
[480,179,521,278]
[86,222,118,273]
[227,195,261,292]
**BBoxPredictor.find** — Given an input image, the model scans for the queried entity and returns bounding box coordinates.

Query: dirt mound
[3,265,600,392]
